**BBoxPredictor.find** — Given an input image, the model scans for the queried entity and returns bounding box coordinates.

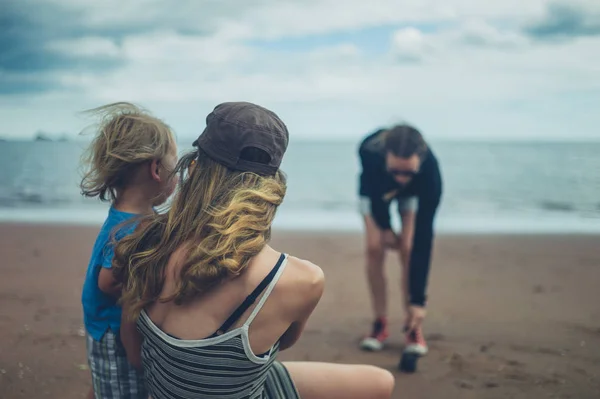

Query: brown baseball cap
[192,102,289,175]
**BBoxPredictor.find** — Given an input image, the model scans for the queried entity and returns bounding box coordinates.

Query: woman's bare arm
[279,259,324,350]
[119,307,143,370]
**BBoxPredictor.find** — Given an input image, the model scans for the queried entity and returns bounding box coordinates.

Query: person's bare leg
[86,387,94,399]
[283,362,394,399]
[364,215,387,318]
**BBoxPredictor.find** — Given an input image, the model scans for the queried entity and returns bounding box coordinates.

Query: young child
[79,102,178,399]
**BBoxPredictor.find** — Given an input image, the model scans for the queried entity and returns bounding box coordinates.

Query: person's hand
[405,305,426,332]
[381,229,399,250]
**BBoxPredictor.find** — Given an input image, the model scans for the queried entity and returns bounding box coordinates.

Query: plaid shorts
[86,330,148,399]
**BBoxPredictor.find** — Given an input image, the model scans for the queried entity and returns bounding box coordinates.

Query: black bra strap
[214,253,286,335]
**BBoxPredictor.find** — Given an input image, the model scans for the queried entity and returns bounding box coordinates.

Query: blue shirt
[82,207,139,341]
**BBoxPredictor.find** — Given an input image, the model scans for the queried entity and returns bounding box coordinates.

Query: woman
[113,102,395,399]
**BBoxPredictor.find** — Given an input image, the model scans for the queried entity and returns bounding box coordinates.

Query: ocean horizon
[0,139,599,234]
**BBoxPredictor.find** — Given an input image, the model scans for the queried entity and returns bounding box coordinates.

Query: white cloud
[42,0,265,32]
[47,37,122,58]
[29,0,548,39]
[458,20,528,48]
[228,0,548,39]
[390,27,430,61]
[1,0,600,141]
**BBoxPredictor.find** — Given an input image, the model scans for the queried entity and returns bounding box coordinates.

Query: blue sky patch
[246,22,446,56]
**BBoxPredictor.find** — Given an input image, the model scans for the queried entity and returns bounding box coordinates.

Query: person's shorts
[359,195,418,216]
[86,330,148,399]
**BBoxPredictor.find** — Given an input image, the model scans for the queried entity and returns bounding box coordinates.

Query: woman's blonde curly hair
[113,147,287,320]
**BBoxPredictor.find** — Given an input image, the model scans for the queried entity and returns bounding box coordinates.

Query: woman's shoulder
[266,251,324,300]
[270,253,324,318]
[284,254,324,287]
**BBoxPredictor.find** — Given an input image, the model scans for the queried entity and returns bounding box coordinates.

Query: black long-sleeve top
[358,129,443,307]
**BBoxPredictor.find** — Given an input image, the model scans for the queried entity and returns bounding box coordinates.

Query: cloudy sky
[1,0,599,141]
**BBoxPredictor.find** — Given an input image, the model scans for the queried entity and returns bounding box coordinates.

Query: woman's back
[138,245,321,398]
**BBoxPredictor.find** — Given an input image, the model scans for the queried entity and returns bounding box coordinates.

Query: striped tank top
[137,253,290,399]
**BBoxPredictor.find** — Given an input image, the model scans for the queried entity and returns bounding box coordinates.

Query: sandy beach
[0,223,599,399]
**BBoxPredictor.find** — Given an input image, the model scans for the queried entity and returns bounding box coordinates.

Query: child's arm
[120,307,143,370]
[98,233,125,297]
[98,267,122,297]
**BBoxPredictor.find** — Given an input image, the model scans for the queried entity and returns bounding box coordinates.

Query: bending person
[357,124,442,366]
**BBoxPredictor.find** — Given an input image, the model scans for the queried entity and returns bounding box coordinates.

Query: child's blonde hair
[80,102,175,201]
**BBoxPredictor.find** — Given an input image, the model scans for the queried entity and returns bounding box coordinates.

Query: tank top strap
[243,253,289,328]
[214,253,288,335]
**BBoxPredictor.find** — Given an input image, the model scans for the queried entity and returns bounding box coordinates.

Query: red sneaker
[404,326,428,356]
[359,318,389,351]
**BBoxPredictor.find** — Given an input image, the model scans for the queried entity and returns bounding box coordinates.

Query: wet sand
[0,223,599,398]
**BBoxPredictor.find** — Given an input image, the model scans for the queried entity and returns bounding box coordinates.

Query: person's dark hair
[383,124,427,159]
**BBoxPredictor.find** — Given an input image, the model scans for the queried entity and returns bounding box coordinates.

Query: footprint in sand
[506,359,524,367]
[448,353,466,372]
[33,307,51,322]
[426,333,445,342]
[510,344,565,357]
[483,381,499,389]
[455,380,474,390]
[480,342,495,353]
[533,284,545,294]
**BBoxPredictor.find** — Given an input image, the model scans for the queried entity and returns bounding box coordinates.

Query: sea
[0,139,599,233]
